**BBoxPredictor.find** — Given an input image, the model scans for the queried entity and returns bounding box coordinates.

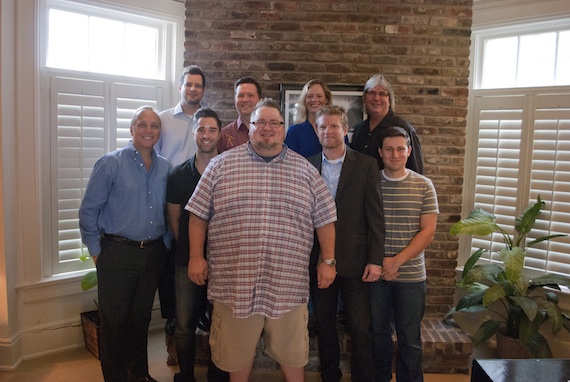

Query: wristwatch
[323,258,337,267]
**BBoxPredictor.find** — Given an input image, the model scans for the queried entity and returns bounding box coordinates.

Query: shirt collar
[127,141,158,161]
[321,147,346,165]
[246,142,287,162]
[236,116,249,131]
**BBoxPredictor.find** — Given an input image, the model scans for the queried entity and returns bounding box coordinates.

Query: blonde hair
[294,79,333,124]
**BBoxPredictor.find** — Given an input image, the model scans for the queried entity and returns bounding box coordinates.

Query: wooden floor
[0,327,472,381]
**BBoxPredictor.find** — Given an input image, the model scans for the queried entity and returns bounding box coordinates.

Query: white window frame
[462,16,570,277]
[37,0,182,278]
[471,19,570,90]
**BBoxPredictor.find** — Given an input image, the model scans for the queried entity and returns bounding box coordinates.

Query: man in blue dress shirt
[79,106,171,382]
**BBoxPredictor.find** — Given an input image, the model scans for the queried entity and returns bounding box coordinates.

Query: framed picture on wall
[279,83,366,141]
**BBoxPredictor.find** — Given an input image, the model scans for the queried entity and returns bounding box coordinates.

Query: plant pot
[81,310,100,359]
[496,330,533,359]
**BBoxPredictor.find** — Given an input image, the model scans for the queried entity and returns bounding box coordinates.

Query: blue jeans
[370,280,426,382]
[312,274,374,382]
[174,266,228,382]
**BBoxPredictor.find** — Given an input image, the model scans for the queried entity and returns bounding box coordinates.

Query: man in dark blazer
[308,105,385,382]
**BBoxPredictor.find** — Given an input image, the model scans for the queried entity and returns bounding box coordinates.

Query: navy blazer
[308,146,385,277]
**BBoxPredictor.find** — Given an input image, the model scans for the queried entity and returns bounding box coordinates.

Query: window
[469,91,570,276]
[465,18,570,277]
[43,0,177,275]
[47,7,164,79]
[474,21,570,89]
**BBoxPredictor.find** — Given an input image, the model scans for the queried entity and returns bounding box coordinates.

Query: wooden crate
[81,310,100,359]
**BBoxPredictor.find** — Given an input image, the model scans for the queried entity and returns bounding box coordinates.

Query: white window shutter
[51,76,165,274]
[469,91,570,277]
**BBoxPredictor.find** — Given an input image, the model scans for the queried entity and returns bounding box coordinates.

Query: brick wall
[183,0,472,316]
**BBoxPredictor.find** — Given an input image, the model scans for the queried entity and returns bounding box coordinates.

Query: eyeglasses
[251,120,285,128]
[365,91,389,98]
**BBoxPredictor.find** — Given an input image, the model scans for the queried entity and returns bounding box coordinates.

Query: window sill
[16,270,96,303]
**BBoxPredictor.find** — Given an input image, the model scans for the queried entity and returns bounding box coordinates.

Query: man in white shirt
[156,65,206,166]
[155,65,206,366]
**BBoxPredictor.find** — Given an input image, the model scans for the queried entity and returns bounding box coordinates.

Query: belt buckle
[139,241,146,249]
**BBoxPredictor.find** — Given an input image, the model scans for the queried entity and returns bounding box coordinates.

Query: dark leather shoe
[127,372,158,382]
[165,318,176,335]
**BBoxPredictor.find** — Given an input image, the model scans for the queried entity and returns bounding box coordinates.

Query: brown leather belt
[102,234,162,249]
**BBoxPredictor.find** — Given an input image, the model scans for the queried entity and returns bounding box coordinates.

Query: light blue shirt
[78,141,171,256]
[156,102,197,166]
[321,149,346,199]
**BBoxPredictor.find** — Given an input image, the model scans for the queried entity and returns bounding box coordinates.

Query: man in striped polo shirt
[371,126,439,382]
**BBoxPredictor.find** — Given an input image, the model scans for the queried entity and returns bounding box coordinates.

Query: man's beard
[254,141,279,151]
[185,96,201,106]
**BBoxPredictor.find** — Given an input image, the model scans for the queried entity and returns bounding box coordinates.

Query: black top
[350,109,424,174]
[166,156,202,267]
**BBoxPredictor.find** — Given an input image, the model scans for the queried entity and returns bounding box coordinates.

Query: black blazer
[308,146,385,277]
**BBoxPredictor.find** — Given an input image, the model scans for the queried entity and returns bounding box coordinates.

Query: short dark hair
[179,65,206,88]
[234,77,262,98]
[193,108,222,131]
[380,126,411,147]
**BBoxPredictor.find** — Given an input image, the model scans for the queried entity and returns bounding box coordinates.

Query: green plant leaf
[483,283,507,307]
[527,234,567,248]
[456,290,485,311]
[543,291,559,304]
[530,274,570,288]
[562,313,570,333]
[499,246,525,283]
[450,209,499,236]
[81,271,98,291]
[444,307,456,321]
[514,273,530,295]
[526,332,552,358]
[462,248,486,278]
[515,196,544,238]
[510,295,537,322]
[544,300,563,334]
[459,282,489,293]
[519,310,544,345]
[473,319,501,346]
[464,264,503,285]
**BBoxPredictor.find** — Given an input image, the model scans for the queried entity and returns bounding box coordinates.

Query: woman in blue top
[285,79,332,157]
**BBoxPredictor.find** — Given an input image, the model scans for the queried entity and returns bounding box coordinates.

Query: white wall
[0,0,184,370]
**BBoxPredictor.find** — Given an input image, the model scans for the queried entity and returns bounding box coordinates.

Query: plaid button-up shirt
[187,143,337,319]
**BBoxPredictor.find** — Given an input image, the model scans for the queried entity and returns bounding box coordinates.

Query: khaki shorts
[209,301,309,371]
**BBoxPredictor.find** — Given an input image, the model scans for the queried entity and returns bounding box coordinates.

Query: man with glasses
[187,98,338,382]
[350,73,424,174]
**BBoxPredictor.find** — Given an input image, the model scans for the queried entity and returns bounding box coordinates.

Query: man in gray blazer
[308,105,385,382]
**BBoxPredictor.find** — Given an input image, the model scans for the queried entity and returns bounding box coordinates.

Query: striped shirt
[187,142,337,319]
[381,170,439,282]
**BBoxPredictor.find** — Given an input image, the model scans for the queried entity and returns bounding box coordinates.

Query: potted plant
[446,196,570,358]
[80,258,100,358]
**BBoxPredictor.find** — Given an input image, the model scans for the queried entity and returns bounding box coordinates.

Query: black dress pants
[97,238,167,381]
